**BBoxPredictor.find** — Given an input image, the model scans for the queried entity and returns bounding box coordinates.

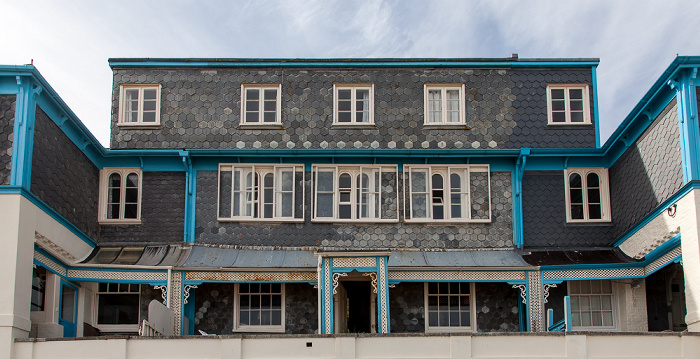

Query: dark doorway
[646,263,686,331]
[343,281,372,333]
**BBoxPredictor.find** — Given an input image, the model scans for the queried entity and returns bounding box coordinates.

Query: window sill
[425,327,475,333]
[330,124,377,130]
[233,326,285,333]
[99,220,142,225]
[547,123,592,127]
[96,324,139,333]
[117,123,161,129]
[217,218,305,224]
[422,124,471,130]
[565,220,612,226]
[311,218,399,224]
[238,124,285,130]
[404,219,491,224]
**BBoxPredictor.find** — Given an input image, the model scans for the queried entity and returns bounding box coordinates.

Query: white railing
[138,320,162,337]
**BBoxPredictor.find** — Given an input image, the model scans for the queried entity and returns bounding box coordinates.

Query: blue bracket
[669,68,700,182]
[513,149,530,248]
[10,76,41,189]
[180,151,196,243]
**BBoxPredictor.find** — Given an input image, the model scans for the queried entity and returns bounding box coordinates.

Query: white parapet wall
[12,333,700,359]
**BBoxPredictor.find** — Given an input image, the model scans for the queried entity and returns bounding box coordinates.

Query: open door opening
[334,271,377,333]
[646,262,687,331]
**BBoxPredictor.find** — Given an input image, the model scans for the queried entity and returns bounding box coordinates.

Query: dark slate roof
[521,248,638,266]
[82,245,531,268]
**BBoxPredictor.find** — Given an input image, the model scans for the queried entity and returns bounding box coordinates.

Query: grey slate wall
[100,172,185,244]
[110,67,595,150]
[31,107,100,240]
[475,282,520,332]
[192,283,317,335]
[389,282,424,333]
[0,96,14,185]
[196,171,513,249]
[609,102,683,238]
[522,171,613,248]
[506,68,596,148]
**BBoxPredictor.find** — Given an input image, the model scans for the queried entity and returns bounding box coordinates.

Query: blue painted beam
[10,76,39,189]
[592,66,601,148]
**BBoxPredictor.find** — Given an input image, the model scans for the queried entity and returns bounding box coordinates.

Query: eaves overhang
[108,57,600,69]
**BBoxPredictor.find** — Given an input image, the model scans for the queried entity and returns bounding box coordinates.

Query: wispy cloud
[3,0,700,146]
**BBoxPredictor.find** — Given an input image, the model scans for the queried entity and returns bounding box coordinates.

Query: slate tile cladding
[284,283,318,334]
[195,171,513,249]
[475,282,520,332]
[389,282,424,333]
[609,102,683,238]
[31,107,100,240]
[522,171,613,248]
[506,68,596,148]
[0,96,14,185]
[109,66,595,150]
[100,172,185,244]
[191,283,317,335]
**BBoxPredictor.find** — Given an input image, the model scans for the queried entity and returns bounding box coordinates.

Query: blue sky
[3,0,700,147]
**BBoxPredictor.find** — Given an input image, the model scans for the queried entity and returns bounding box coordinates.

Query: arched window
[565,168,610,222]
[100,168,142,222]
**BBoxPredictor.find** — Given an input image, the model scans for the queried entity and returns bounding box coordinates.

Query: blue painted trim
[513,149,529,248]
[184,290,196,335]
[33,258,69,281]
[180,151,196,243]
[382,256,390,334]
[34,247,69,270]
[564,296,572,331]
[680,69,700,180]
[518,298,526,332]
[613,180,700,247]
[109,59,600,69]
[10,76,39,188]
[592,66,601,148]
[58,279,80,337]
[0,186,97,247]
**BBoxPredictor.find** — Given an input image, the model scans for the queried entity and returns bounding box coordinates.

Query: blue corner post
[513,149,530,248]
[10,76,41,189]
[564,295,572,331]
[180,151,196,243]
[670,67,700,182]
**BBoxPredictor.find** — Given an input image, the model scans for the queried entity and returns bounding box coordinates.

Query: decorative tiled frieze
[388,271,525,281]
[184,271,317,282]
[66,269,167,282]
[171,271,182,335]
[34,251,67,276]
[333,257,377,268]
[645,246,682,274]
[323,258,331,334]
[543,268,645,280]
[379,257,389,333]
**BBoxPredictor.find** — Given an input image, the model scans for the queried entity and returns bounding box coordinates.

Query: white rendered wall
[683,189,700,331]
[12,334,700,359]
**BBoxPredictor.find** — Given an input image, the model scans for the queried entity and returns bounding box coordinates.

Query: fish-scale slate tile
[31,107,100,240]
[0,96,14,185]
[110,67,594,150]
[193,283,234,334]
[285,283,318,334]
[609,102,683,238]
[476,282,520,332]
[522,172,613,248]
[507,68,596,148]
[100,172,186,244]
[196,171,513,249]
[389,282,424,333]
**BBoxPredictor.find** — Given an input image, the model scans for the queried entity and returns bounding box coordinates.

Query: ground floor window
[97,283,140,329]
[568,280,615,329]
[31,266,47,311]
[235,283,285,332]
[424,282,475,332]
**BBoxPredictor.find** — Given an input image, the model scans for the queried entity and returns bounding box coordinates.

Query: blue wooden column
[670,67,700,182]
[10,75,41,189]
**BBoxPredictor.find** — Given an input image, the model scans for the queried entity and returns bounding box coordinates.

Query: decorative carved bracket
[362,272,378,293]
[153,285,168,305]
[184,285,198,304]
[512,284,527,304]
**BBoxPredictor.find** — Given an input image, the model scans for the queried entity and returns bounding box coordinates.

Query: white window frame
[333,84,375,125]
[233,283,285,333]
[217,164,304,222]
[564,168,611,223]
[94,282,141,333]
[117,84,161,126]
[98,168,143,224]
[312,165,399,223]
[423,84,466,125]
[568,280,617,330]
[404,165,491,223]
[424,282,476,333]
[240,84,282,125]
[546,84,591,125]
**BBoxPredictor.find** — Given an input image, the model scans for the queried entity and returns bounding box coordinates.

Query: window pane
[551,89,565,99]
[569,173,582,188]
[570,100,583,111]
[109,173,121,188]
[552,112,566,123]
[264,100,276,111]
[317,171,334,191]
[239,311,249,325]
[338,112,351,122]
[317,193,333,217]
[551,100,566,111]
[271,310,281,325]
[586,173,599,187]
[571,204,584,219]
[126,173,139,187]
[143,100,157,111]
[125,188,138,203]
[264,89,277,100]
[142,112,156,123]
[449,311,460,327]
[570,112,584,122]
[124,204,138,219]
[588,188,601,204]
[602,311,613,326]
[428,311,438,326]
[412,194,427,218]
[247,89,259,100]
[338,89,351,100]
[263,112,276,123]
[411,171,427,192]
[569,89,583,99]
[338,100,351,112]
[246,111,259,123]
[97,293,139,324]
[589,204,602,219]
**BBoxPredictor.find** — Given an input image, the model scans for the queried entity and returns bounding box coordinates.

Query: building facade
[1,56,700,353]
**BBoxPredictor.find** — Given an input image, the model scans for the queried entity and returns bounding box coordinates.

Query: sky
[3,0,700,148]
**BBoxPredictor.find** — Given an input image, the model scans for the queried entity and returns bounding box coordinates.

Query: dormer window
[99,168,142,224]
[424,84,466,125]
[333,84,374,125]
[547,85,591,125]
[241,84,282,125]
[118,84,161,126]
